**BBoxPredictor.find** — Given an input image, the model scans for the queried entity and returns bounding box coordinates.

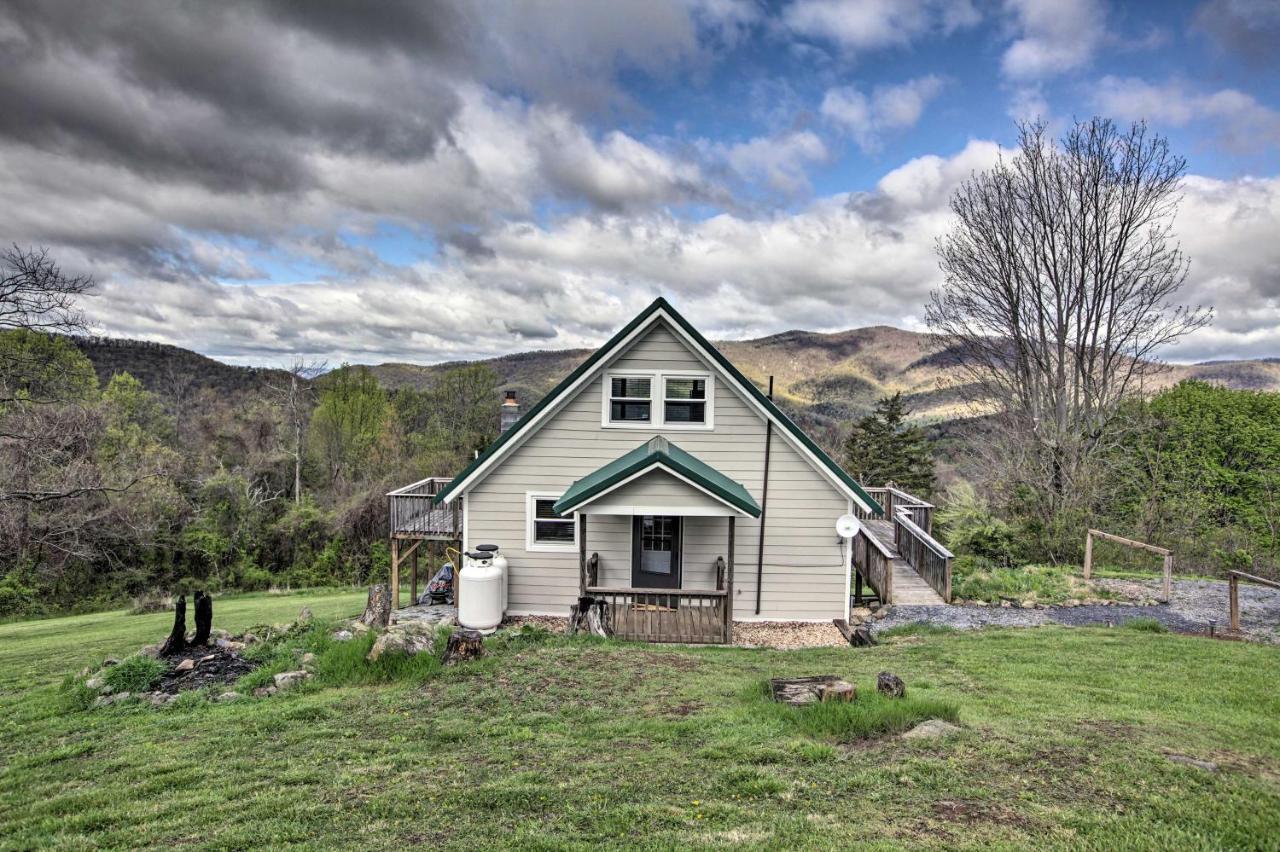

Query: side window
[527,495,576,550]
[608,376,652,423]
[663,377,706,424]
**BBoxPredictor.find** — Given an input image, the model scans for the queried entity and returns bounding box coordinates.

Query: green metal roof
[433,296,884,516]
[553,436,761,518]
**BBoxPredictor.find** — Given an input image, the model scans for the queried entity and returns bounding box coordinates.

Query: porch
[561,437,755,644]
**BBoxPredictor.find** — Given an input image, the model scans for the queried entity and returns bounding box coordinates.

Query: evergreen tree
[843,392,936,496]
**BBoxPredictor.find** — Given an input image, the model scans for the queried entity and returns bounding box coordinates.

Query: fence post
[1229,573,1239,632]
[1162,553,1173,603]
[1083,530,1093,580]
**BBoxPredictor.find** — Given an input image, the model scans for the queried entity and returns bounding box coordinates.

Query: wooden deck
[388,477,462,541]
[604,595,728,644]
[864,519,946,605]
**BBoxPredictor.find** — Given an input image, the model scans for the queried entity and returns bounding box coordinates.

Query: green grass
[101,655,167,694]
[1123,618,1169,634]
[878,622,959,639]
[1,591,1279,849]
[952,561,1120,604]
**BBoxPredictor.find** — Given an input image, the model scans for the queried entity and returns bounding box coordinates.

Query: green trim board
[433,296,884,516]
[553,436,762,518]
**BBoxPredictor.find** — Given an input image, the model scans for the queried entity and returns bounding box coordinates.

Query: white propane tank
[482,546,509,615]
[459,550,503,633]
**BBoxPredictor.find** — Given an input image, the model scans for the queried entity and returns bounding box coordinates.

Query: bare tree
[927,119,1212,544]
[0,245,93,335]
[268,358,326,503]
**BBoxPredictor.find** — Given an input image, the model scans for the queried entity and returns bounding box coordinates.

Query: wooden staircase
[865,520,946,606]
[851,485,953,606]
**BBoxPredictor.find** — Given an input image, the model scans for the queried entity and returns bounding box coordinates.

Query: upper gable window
[603,371,713,429]
[609,375,652,423]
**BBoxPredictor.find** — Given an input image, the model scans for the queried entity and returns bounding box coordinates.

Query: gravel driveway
[870,578,1280,644]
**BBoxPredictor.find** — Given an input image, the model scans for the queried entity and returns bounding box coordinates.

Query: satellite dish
[835,514,861,539]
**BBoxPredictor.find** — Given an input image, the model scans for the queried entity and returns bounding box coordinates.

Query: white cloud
[716,131,830,195]
[822,75,947,152]
[783,0,980,52]
[1093,76,1280,154]
[1000,0,1105,80]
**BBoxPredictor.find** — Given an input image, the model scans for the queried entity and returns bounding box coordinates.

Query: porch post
[390,538,401,610]
[578,513,588,595]
[725,515,735,643]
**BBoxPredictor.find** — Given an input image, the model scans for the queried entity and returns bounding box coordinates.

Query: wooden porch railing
[893,508,953,603]
[852,526,894,603]
[583,552,732,644]
[387,476,461,540]
[858,485,934,533]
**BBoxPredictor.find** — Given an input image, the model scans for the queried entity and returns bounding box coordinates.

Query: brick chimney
[499,390,520,433]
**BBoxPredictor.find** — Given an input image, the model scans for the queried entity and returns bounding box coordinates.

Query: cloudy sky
[2,0,1278,365]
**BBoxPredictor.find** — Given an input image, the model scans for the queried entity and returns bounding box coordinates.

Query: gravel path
[870,578,1280,643]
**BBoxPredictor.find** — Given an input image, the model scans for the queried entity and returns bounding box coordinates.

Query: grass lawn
[2,593,1279,849]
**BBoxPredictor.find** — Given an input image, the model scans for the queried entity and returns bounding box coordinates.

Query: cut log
[191,590,213,646]
[819,680,856,702]
[568,596,612,638]
[361,583,391,628]
[442,629,485,664]
[877,671,906,698]
[159,595,187,656]
[769,675,846,707]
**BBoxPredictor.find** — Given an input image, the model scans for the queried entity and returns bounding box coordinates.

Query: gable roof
[553,436,761,518]
[433,296,883,516]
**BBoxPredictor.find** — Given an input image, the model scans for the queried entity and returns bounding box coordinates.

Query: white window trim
[601,370,714,430]
[525,491,578,552]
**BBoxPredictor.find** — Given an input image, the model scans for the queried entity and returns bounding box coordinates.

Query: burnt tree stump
[159,595,187,656]
[443,629,485,664]
[361,583,391,628]
[568,596,612,638]
[191,591,213,646]
[851,626,876,647]
[877,671,906,698]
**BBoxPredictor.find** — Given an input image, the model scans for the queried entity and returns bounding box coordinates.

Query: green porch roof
[553,436,762,518]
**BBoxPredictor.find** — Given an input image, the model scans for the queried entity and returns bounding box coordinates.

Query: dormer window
[603,371,713,429]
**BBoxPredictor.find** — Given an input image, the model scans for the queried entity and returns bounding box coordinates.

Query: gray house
[392,297,899,641]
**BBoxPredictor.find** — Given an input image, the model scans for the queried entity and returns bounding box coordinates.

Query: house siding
[465,321,850,621]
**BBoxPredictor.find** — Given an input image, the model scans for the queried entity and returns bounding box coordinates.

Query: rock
[242,632,260,645]
[877,671,906,698]
[1000,600,1012,609]
[1020,600,1036,609]
[216,691,243,702]
[86,676,105,691]
[146,692,169,707]
[198,654,216,664]
[93,691,131,708]
[902,719,962,740]
[331,629,354,642]
[368,624,437,662]
[849,607,872,622]
[819,680,856,702]
[211,628,231,640]
[215,638,246,651]
[102,657,120,668]
[872,609,889,620]
[273,670,310,690]
[349,620,370,634]
[139,643,162,658]
[252,686,278,698]
[973,600,989,607]
[174,658,195,673]
[297,606,313,623]
[1166,754,1218,772]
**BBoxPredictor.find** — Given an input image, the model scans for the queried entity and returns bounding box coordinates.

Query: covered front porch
[557,437,760,644]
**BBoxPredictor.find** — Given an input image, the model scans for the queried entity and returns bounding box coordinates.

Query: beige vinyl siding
[465,320,849,620]
[584,469,737,515]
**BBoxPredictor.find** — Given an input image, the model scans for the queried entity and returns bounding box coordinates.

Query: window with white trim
[526,493,576,550]
[604,371,713,428]
[608,375,652,423]
[663,376,706,424]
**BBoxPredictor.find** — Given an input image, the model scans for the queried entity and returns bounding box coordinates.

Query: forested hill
[72,328,1280,445]
[71,336,291,399]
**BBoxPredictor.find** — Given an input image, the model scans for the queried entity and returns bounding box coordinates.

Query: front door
[631,515,682,589]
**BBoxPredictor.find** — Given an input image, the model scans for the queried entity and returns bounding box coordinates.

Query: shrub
[103,655,167,694]
[936,481,1017,566]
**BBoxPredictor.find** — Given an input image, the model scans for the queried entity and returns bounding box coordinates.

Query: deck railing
[852,525,894,603]
[893,508,953,603]
[387,476,461,539]
[583,553,732,643]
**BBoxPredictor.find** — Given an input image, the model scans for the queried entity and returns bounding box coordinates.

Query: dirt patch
[154,645,257,695]
[661,700,705,718]
[931,799,1034,829]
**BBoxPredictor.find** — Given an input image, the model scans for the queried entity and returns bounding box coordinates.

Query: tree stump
[191,591,213,646]
[568,596,612,638]
[877,671,906,698]
[769,675,845,707]
[442,629,484,664]
[819,680,856,702]
[159,595,187,656]
[851,626,876,647]
[361,583,391,628]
